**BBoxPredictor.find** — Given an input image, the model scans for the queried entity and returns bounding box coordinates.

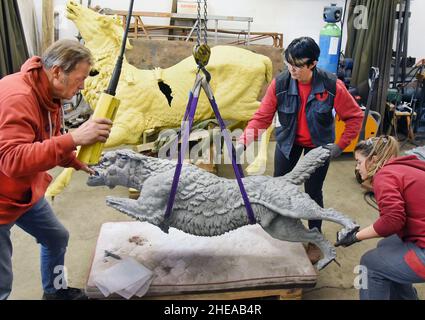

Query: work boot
[42,287,88,300]
[305,243,322,265]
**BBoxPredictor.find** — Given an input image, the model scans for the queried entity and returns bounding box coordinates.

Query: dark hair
[284,37,320,67]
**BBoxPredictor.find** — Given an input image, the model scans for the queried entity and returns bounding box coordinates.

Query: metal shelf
[99,8,282,48]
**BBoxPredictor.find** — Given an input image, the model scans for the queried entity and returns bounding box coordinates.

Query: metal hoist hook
[192,0,210,72]
[165,0,256,225]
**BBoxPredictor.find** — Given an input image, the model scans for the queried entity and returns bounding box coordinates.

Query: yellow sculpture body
[47,1,273,196]
[67,1,272,146]
[245,125,275,175]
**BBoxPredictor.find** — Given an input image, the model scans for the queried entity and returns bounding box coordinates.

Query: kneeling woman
[336,136,425,300]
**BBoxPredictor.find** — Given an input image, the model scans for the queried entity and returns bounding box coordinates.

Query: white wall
[49,0,172,41]
[206,0,348,49]
[34,0,424,60]
[407,0,424,59]
[18,0,41,55]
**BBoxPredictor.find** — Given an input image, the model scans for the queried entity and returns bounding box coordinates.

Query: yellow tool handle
[77,93,120,165]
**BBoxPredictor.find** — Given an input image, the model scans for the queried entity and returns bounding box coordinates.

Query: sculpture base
[85,221,317,299]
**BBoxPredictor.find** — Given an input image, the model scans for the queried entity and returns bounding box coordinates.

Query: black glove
[335,226,361,247]
[234,143,246,163]
[324,143,343,159]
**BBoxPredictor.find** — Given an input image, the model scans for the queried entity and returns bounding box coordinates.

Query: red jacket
[373,155,425,248]
[0,57,84,224]
[239,78,363,150]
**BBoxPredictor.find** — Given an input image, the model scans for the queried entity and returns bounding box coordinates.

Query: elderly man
[0,39,112,300]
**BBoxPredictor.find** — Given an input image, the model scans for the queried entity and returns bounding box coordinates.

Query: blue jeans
[0,197,69,299]
[359,235,425,300]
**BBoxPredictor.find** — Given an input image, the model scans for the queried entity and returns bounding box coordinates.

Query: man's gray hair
[42,39,93,73]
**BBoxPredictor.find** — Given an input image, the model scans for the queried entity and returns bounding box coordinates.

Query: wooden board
[42,0,54,52]
[136,288,302,300]
[85,222,317,300]
[125,39,284,82]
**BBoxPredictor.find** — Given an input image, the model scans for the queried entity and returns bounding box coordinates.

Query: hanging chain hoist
[163,0,256,227]
[192,0,211,72]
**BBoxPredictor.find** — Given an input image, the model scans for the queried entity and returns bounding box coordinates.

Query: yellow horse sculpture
[47,1,273,196]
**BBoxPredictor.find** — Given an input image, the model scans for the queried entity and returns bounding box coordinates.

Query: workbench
[85,222,317,300]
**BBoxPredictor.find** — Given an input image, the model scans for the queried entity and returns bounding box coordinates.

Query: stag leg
[106,196,144,220]
[289,196,359,238]
[263,192,359,236]
[308,207,359,241]
[263,216,336,270]
[106,195,167,230]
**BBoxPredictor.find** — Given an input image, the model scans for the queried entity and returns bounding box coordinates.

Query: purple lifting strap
[165,79,256,225]
[164,91,197,219]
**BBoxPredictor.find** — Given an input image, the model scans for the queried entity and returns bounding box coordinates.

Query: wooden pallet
[87,287,304,300]
[138,288,303,300]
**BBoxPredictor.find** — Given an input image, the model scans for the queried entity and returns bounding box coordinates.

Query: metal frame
[101,9,281,47]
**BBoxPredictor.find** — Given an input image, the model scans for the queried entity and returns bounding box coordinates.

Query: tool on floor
[104,250,122,260]
[77,0,134,165]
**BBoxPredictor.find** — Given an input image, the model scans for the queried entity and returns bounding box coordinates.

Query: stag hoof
[314,244,337,271]
[316,257,336,270]
[337,225,360,243]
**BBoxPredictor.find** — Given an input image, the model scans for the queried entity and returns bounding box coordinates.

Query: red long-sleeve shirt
[0,57,83,224]
[239,78,363,150]
[372,155,425,248]
[296,81,315,147]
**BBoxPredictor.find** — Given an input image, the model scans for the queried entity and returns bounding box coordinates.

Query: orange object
[335,112,379,153]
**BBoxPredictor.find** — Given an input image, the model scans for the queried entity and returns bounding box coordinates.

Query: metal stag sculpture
[87,147,359,270]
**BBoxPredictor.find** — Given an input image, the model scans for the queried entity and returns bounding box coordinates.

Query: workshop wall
[35,0,423,60]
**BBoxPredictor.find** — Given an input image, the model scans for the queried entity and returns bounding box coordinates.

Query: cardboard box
[177,1,205,15]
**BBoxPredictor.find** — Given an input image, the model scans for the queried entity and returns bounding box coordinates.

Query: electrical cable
[336,0,349,74]
[363,191,379,211]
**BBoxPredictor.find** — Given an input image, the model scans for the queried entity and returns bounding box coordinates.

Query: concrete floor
[8,142,425,300]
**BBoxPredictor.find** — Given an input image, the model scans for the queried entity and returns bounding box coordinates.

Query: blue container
[317,23,341,74]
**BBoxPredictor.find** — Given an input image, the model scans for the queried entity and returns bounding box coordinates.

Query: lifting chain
[202,0,208,44]
[192,0,210,69]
